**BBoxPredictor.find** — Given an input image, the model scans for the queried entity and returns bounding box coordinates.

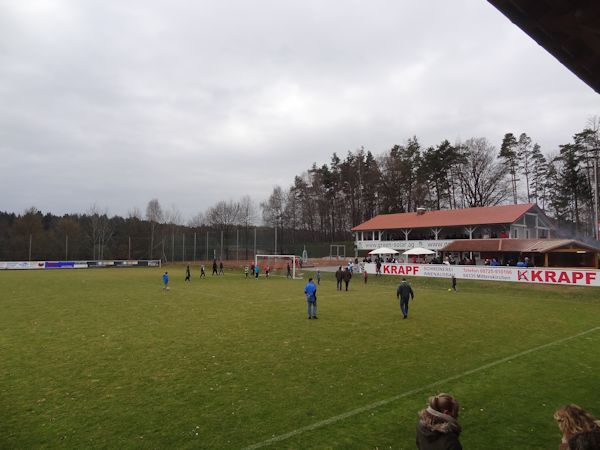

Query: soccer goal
[329,244,346,259]
[254,254,301,279]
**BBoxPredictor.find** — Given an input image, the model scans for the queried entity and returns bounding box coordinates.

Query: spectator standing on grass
[416,393,462,450]
[212,260,218,276]
[316,269,321,285]
[335,266,343,291]
[554,404,600,450]
[200,265,206,278]
[254,264,260,279]
[363,269,368,284]
[376,259,382,276]
[342,267,352,291]
[304,277,317,319]
[185,265,191,282]
[162,271,169,290]
[219,261,224,275]
[451,275,457,291]
[396,277,414,319]
[244,265,249,278]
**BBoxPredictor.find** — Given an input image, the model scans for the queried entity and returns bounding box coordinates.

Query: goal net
[254,254,301,279]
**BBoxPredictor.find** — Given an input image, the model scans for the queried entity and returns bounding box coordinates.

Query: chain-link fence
[1,226,354,263]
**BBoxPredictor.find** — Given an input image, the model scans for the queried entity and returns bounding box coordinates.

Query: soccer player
[396,278,415,319]
[219,261,224,275]
[316,269,321,285]
[244,265,249,278]
[185,265,191,282]
[212,260,218,276]
[287,262,292,278]
[254,264,260,279]
[304,278,317,319]
[363,269,368,284]
[162,271,169,290]
[265,265,270,278]
[200,265,206,278]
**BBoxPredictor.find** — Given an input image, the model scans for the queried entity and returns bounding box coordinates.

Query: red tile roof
[441,239,600,253]
[352,204,538,231]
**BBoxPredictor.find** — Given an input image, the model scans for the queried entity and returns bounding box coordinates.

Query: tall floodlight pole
[274,226,277,254]
[254,227,257,258]
[182,234,185,262]
[128,236,131,260]
[236,229,239,262]
[220,231,223,260]
[595,157,599,240]
[171,233,175,262]
[206,231,209,261]
[65,235,68,260]
[29,234,32,262]
[193,232,197,262]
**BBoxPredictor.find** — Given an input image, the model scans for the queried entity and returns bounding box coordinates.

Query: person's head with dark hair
[308,278,313,282]
[554,404,600,447]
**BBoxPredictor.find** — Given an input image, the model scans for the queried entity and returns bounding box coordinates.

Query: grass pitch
[1,266,599,449]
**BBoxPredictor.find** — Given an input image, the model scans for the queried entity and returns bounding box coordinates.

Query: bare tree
[188,212,206,228]
[205,200,241,259]
[457,138,509,207]
[146,199,163,259]
[87,204,112,260]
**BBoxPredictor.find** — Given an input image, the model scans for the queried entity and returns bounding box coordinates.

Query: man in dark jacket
[342,268,352,291]
[416,393,462,450]
[396,278,414,319]
[335,266,343,291]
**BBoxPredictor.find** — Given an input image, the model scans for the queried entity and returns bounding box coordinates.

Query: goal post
[329,244,346,259]
[254,254,301,279]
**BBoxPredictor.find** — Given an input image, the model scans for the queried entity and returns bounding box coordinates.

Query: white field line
[242,326,600,450]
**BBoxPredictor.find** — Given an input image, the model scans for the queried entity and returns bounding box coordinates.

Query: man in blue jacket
[304,278,318,319]
[396,278,414,319]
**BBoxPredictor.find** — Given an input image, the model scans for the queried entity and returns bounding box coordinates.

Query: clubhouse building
[351,204,600,268]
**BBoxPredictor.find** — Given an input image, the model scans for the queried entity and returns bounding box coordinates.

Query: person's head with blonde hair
[554,404,599,441]
[416,393,462,449]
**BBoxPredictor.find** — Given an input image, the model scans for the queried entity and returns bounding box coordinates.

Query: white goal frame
[254,254,301,279]
[329,244,346,259]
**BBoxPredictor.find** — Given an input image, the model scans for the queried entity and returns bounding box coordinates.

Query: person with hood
[335,266,343,291]
[396,278,415,319]
[416,393,462,450]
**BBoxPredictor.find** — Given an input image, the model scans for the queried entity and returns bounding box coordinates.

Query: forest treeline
[1,118,598,261]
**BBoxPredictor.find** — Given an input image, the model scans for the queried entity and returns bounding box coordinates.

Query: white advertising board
[357,240,452,251]
[363,263,600,287]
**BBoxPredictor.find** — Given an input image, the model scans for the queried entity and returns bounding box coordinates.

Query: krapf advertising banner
[363,263,599,287]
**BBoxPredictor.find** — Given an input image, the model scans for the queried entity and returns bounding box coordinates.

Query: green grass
[1,266,599,449]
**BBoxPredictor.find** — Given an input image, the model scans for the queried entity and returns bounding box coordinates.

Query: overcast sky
[1,0,598,221]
